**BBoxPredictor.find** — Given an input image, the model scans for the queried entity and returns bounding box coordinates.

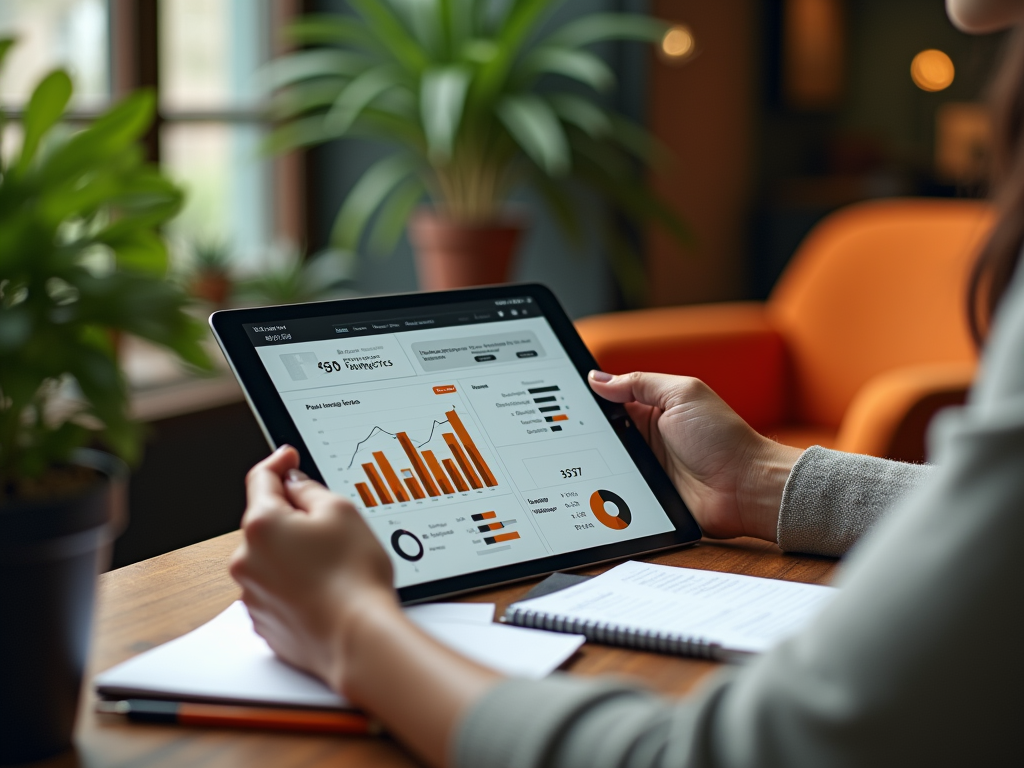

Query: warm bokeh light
[661,25,696,61]
[911,49,955,92]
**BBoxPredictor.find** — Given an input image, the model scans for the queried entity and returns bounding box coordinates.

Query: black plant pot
[0,450,127,765]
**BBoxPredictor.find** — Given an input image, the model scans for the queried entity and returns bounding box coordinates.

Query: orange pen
[97,699,382,735]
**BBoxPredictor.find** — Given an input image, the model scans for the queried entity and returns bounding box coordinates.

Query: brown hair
[969,26,1024,343]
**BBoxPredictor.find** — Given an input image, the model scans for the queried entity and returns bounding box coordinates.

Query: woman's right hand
[588,371,802,541]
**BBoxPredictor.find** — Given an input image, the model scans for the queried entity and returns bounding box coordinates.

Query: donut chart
[589,490,632,530]
[390,529,424,561]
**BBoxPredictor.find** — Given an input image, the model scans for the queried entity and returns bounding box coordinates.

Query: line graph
[348,407,499,506]
[345,416,451,469]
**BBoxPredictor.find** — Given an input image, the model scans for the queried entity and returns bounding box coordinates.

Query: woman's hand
[589,371,802,541]
[230,445,500,767]
[229,445,399,693]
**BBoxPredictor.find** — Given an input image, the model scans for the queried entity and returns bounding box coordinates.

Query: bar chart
[354,408,499,507]
[470,511,522,553]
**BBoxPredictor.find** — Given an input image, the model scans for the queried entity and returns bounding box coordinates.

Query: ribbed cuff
[777,446,932,557]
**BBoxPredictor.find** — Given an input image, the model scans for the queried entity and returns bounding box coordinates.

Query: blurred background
[1,0,1004,565]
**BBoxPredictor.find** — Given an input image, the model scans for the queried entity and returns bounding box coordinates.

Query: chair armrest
[834,362,976,462]
[574,303,787,431]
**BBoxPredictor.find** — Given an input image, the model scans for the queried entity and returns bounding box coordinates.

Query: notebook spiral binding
[506,607,723,660]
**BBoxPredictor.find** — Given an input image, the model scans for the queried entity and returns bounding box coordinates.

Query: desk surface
[39,531,838,768]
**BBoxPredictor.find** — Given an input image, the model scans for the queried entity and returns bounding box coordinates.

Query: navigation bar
[244,298,536,347]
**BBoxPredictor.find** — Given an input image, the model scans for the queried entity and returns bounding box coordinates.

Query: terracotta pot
[408,209,526,291]
[189,271,233,306]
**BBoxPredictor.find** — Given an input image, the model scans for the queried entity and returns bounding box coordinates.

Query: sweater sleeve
[775,446,933,557]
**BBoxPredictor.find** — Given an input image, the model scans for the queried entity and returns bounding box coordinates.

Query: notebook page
[507,560,837,653]
[95,601,583,708]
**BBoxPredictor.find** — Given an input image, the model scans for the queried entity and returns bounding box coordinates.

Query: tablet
[211,284,702,602]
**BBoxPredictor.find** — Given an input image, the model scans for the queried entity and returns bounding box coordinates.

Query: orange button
[432,385,457,394]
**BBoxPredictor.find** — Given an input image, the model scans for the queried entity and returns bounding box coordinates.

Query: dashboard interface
[244,296,676,588]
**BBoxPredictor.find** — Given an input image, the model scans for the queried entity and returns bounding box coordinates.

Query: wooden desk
[39,531,838,767]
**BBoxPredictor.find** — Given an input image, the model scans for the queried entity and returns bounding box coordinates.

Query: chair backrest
[767,198,993,429]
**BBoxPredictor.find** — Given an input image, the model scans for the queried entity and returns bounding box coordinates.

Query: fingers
[284,470,357,520]
[589,370,706,412]
[242,445,301,531]
[245,444,300,504]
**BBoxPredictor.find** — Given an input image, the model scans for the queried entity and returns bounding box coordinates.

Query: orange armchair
[576,199,994,462]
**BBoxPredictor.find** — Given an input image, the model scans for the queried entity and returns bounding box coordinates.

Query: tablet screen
[243,295,676,588]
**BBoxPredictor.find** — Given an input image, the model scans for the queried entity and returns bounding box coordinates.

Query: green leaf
[264,115,340,154]
[261,50,369,92]
[325,65,407,135]
[444,0,476,54]
[497,94,570,176]
[545,13,668,49]
[461,38,498,64]
[39,90,155,186]
[369,176,424,254]
[392,0,443,56]
[106,228,170,275]
[17,70,73,174]
[518,46,614,91]
[421,66,471,162]
[271,80,346,121]
[0,37,16,72]
[529,169,582,247]
[602,217,648,307]
[547,93,611,137]
[607,114,668,164]
[330,154,417,251]
[348,0,429,73]
[475,0,561,100]
[286,15,375,47]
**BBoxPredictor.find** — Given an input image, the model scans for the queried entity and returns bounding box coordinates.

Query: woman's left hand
[229,444,399,694]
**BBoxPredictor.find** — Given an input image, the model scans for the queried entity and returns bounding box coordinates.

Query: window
[0,0,300,270]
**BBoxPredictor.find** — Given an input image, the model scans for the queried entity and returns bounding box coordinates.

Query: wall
[646,0,757,306]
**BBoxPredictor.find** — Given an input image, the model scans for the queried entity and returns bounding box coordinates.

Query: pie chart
[390,529,424,561]
[589,490,632,530]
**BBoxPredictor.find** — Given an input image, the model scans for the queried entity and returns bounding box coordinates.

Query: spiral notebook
[502,560,836,661]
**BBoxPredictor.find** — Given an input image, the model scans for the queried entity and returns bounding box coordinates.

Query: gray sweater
[455,266,1024,767]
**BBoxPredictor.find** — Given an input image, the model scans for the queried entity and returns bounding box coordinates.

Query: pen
[96,699,382,735]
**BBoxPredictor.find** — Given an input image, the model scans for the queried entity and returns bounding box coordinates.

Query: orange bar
[446,410,498,487]
[373,451,410,502]
[493,531,521,543]
[397,432,440,497]
[478,511,496,520]
[362,463,393,505]
[355,482,377,508]
[442,458,469,492]
[552,414,569,422]
[403,475,425,500]
[483,522,503,531]
[422,450,455,494]
[444,433,482,489]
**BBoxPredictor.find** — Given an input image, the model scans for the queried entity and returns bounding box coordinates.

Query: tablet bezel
[211,283,703,603]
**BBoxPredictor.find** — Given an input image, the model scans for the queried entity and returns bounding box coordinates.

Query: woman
[230,1,1023,765]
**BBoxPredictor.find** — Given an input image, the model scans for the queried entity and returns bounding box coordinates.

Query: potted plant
[266,0,689,300]
[234,247,353,306]
[186,238,235,307]
[0,43,210,764]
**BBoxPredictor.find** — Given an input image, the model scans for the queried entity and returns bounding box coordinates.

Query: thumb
[588,370,694,412]
[284,470,354,518]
